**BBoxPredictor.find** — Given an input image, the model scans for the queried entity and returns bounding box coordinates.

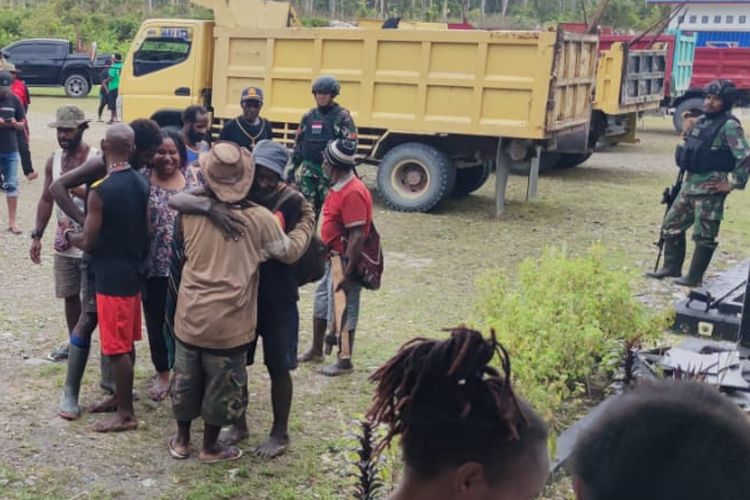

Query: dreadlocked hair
[367,326,548,482]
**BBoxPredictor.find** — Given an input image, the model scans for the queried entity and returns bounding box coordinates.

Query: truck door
[120,26,199,122]
[36,43,66,83]
[4,43,39,84]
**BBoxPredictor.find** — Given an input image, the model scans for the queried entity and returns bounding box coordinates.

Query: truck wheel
[555,151,593,169]
[64,74,91,98]
[673,97,704,133]
[452,161,492,198]
[510,152,560,176]
[377,143,456,212]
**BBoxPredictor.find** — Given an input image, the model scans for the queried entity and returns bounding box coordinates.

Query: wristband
[30,228,43,240]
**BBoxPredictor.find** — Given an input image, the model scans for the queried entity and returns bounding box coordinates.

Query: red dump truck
[672,46,750,130]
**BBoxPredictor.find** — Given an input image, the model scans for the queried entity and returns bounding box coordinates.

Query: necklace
[108,161,130,172]
[235,117,266,147]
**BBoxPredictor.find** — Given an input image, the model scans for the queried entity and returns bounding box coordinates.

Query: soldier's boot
[58,344,90,420]
[645,236,685,279]
[674,242,716,287]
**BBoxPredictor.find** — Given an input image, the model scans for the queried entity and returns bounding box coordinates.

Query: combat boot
[646,236,685,279]
[674,243,716,287]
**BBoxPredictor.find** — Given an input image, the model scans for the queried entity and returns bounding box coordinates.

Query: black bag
[272,188,327,286]
[294,235,327,286]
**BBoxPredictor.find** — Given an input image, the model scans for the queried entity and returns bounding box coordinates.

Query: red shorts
[96,293,142,355]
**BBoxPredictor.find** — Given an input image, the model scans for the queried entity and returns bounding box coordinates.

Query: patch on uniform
[311,121,323,135]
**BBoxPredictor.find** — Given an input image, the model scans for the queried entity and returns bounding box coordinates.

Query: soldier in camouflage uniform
[290,76,357,217]
[648,80,750,287]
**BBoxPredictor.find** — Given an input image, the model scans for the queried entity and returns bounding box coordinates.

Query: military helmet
[704,79,738,106]
[312,75,340,97]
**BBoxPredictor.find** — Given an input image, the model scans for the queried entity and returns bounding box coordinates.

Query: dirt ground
[2,94,750,499]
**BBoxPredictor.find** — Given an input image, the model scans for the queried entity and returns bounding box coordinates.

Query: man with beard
[30,106,99,362]
[218,87,273,152]
[51,119,161,420]
[180,105,210,165]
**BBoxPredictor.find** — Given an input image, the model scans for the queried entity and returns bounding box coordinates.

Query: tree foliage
[0,0,670,55]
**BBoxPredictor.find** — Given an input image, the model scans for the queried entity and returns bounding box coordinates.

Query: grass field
[2,93,750,499]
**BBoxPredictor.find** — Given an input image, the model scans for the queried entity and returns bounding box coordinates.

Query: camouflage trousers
[662,190,727,243]
[171,340,247,427]
[297,161,329,218]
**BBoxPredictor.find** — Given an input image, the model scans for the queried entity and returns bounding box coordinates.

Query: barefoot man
[65,123,149,432]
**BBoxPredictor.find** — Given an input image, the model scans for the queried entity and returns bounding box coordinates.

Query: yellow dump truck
[579,41,666,165]
[120,0,598,213]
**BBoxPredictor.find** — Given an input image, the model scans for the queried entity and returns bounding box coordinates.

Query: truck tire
[377,142,456,212]
[510,152,560,176]
[452,161,492,198]
[64,74,91,98]
[555,151,592,169]
[673,97,704,132]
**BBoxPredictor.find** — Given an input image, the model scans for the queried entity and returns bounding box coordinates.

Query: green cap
[48,105,90,129]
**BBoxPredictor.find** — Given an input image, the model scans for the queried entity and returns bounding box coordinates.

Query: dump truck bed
[211,27,598,141]
[598,31,695,99]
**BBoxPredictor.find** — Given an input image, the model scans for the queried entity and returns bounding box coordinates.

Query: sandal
[47,344,70,362]
[199,446,243,464]
[168,436,190,459]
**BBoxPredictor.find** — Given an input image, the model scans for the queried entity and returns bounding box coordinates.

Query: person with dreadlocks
[570,380,750,500]
[367,327,550,500]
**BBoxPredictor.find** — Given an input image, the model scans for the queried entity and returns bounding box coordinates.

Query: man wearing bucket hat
[169,141,315,464]
[218,86,273,152]
[30,105,99,365]
[187,139,309,458]
[0,69,27,234]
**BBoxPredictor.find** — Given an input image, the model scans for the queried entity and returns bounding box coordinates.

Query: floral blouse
[141,169,183,278]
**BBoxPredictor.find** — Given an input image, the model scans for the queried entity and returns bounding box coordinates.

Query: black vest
[675,112,738,173]
[300,104,341,164]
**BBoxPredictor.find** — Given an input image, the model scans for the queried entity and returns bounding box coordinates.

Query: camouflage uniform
[291,104,357,217]
[662,118,750,244]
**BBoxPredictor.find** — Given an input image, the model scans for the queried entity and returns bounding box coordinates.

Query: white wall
[669,4,750,32]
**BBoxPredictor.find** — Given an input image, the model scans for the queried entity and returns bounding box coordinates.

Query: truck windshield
[133,36,191,76]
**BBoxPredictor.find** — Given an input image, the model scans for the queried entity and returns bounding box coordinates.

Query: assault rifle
[653,167,685,272]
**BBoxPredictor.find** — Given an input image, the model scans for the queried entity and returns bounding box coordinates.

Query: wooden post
[526,144,542,201]
[494,138,510,217]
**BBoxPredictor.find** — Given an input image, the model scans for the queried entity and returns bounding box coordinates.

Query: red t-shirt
[321,174,372,254]
[11,80,29,109]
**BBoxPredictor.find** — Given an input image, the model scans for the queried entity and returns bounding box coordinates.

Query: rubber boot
[99,355,116,394]
[58,344,89,420]
[299,318,326,362]
[674,243,716,287]
[646,235,685,279]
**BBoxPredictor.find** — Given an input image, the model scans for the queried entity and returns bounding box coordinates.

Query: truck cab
[119,20,213,127]
[3,39,68,85]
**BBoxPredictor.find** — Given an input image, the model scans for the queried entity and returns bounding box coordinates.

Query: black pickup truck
[1,38,112,98]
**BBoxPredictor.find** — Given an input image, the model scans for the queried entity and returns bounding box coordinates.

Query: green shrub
[475,244,665,427]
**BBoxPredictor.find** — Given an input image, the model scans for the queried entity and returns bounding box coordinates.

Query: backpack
[353,222,383,291]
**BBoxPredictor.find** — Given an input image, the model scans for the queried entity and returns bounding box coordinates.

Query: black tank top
[91,167,149,296]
